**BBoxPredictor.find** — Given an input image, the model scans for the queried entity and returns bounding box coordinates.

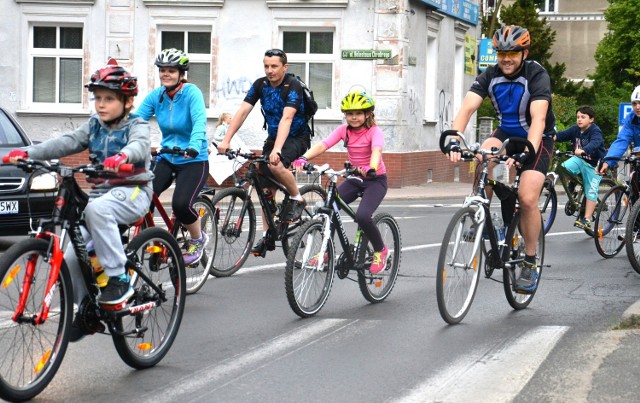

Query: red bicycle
[0,156,186,402]
[128,147,216,294]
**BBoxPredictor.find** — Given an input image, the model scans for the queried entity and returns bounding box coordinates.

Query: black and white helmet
[632,85,640,102]
[154,48,190,71]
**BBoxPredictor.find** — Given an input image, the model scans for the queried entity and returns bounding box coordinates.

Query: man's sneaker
[284,199,306,223]
[370,245,389,274]
[98,274,133,305]
[250,237,275,257]
[183,231,210,266]
[514,260,539,294]
[574,217,593,231]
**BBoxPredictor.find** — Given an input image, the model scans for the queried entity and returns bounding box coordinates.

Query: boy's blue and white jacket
[137,83,209,164]
[604,112,640,161]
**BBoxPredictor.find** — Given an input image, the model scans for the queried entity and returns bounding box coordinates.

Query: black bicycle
[0,156,185,402]
[284,161,401,318]
[437,132,544,325]
[209,148,326,277]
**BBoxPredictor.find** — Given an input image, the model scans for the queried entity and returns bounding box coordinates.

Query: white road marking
[395,326,569,403]
[141,318,356,402]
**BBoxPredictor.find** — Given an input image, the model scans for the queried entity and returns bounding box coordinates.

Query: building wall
[1,0,480,187]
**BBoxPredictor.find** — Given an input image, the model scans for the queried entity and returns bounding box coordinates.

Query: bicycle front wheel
[0,238,73,402]
[357,212,401,303]
[112,227,186,369]
[209,187,256,277]
[503,212,544,310]
[539,177,557,235]
[436,207,483,325]
[281,184,327,256]
[625,201,640,274]
[594,185,629,258]
[284,218,335,318]
[173,195,217,294]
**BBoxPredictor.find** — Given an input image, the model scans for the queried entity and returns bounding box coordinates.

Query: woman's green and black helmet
[340,91,375,112]
[155,48,190,71]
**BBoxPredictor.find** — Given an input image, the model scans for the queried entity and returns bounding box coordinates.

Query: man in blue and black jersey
[217,49,310,257]
[444,25,556,294]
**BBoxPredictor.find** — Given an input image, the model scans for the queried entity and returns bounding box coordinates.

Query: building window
[160,30,212,108]
[30,25,83,104]
[282,30,333,110]
[536,0,557,13]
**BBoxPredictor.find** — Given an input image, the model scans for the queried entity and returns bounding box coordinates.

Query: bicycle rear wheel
[625,201,640,274]
[357,212,401,303]
[284,218,335,318]
[539,177,557,235]
[436,206,483,325]
[281,184,327,256]
[173,195,217,294]
[503,212,544,310]
[0,238,73,402]
[209,187,256,277]
[112,227,186,369]
[594,185,629,258]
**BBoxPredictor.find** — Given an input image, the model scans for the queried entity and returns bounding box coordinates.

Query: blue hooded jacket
[604,112,640,162]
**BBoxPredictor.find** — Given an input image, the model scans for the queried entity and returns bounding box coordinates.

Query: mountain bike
[128,147,216,294]
[592,155,640,259]
[539,150,617,235]
[209,148,326,277]
[284,161,401,318]
[437,132,544,325]
[0,157,185,402]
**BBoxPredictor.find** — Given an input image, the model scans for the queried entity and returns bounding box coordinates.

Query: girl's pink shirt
[321,124,386,175]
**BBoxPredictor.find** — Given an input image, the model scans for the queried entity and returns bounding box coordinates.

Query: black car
[0,107,58,235]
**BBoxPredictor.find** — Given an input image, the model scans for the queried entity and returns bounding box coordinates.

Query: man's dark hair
[576,105,595,119]
[264,49,287,65]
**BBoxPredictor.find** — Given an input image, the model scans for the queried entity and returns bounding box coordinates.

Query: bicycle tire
[436,206,483,325]
[284,218,335,318]
[172,196,217,294]
[502,212,544,310]
[357,212,402,303]
[111,227,186,369]
[209,187,256,277]
[281,184,327,256]
[0,238,73,402]
[540,178,557,235]
[625,201,640,274]
[594,185,629,258]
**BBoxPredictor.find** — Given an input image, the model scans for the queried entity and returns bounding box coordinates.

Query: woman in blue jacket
[555,105,606,230]
[138,48,210,266]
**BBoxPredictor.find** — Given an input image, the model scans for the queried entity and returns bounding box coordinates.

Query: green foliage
[552,94,577,131]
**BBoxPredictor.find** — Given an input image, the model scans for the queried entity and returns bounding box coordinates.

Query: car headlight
[30,172,58,191]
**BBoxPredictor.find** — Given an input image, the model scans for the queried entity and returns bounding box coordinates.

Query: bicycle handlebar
[2,156,133,177]
[439,131,535,163]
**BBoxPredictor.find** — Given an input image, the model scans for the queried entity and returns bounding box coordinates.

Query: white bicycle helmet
[155,48,190,71]
[631,85,640,102]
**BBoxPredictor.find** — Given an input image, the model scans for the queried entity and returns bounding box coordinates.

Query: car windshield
[0,111,27,147]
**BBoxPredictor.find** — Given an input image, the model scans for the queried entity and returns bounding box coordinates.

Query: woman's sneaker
[370,245,389,274]
[98,274,133,305]
[183,230,210,266]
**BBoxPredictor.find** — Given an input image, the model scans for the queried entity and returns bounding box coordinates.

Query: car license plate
[0,201,18,214]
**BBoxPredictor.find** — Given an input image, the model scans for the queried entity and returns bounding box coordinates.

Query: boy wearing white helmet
[598,85,640,175]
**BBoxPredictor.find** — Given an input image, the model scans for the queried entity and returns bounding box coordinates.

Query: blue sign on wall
[620,103,632,126]
[419,0,478,25]
[478,38,497,71]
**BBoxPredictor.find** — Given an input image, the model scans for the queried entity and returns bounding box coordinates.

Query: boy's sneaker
[284,199,306,223]
[98,274,133,305]
[370,245,389,274]
[308,252,329,266]
[574,217,593,231]
[250,237,276,257]
[514,260,539,294]
[183,230,210,266]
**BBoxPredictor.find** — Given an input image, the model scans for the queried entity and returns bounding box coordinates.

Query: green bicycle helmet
[155,48,190,71]
[341,91,375,112]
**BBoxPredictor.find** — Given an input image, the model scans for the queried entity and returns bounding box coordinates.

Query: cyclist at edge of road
[597,86,640,177]
[216,48,310,258]
[443,25,556,294]
[137,48,210,266]
[554,105,606,231]
[6,59,153,305]
[292,91,389,274]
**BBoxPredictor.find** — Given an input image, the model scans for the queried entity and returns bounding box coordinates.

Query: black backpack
[257,73,318,137]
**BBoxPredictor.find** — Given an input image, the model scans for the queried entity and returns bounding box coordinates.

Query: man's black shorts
[262,135,310,168]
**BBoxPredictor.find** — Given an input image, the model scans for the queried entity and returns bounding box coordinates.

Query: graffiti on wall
[438,89,452,133]
[215,76,255,101]
[408,88,419,119]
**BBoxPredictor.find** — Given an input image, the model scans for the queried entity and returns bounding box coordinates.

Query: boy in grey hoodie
[6,60,153,305]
